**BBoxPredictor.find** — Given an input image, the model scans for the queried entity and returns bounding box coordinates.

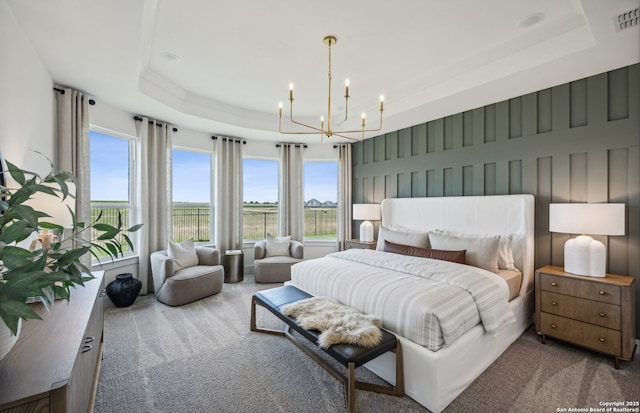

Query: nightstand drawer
[540,274,620,305]
[540,292,620,330]
[539,313,621,355]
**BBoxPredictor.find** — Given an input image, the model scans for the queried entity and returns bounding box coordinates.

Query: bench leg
[355,339,404,397]
[250,296,285,336]
[347,362,356,413]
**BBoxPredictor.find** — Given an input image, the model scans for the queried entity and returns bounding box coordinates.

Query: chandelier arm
[279,131,330,135]
[288,118,326,134]
[331,132,361,141]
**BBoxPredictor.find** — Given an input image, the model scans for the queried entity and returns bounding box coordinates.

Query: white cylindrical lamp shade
[353,204,381,242]
[549,203,625,277]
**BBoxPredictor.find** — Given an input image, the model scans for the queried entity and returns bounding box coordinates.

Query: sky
[90,131,337,204]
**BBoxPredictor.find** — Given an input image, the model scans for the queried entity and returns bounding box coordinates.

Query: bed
[290,194,535,413]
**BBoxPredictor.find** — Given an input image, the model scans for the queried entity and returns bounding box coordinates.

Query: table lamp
[549,203,625,277]
[352,204,381,242]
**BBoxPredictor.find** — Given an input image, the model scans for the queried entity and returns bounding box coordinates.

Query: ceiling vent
[614,8,639,31]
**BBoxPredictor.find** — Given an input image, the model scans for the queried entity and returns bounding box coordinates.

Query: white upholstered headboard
[380,195,535,296]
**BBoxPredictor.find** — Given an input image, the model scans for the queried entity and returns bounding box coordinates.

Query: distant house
[305,199,336,207]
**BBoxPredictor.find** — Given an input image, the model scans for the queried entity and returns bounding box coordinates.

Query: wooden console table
[0,271,105,412]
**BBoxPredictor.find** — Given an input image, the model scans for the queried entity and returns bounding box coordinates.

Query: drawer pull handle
[85,336,95,343]
[550,324,557,329]
[551,301,557,306]
[81,344,93,353]
[99,289,107,297]
[551,282,558,287]
[599,337,605,343]
[599,312,606,317]
[599,290,606,296]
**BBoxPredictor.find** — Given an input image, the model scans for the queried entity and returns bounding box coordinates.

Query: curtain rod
[133,115,178,132]
[211,136,246,144]
[276,143,307,148]
[53,87,95,105]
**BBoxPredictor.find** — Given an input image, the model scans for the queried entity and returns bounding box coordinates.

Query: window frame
[303,159,338,242]
[171,145,214,244]
[242,156,279,242]
[89,126,137,260]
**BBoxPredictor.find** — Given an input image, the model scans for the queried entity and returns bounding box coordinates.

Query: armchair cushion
[265,233,291,257]
[167,239,198,271]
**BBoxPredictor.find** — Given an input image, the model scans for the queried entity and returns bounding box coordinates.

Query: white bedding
[291,249,515,351]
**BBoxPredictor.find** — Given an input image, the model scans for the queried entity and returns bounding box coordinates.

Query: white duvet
[290,249,516,351]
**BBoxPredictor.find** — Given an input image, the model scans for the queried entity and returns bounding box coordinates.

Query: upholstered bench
[250,285,403,413]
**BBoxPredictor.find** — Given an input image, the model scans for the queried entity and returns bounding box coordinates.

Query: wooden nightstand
[345,239,377,250]
[535,265,636,368]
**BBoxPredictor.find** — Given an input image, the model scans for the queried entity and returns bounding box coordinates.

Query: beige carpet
[94,275,640,413]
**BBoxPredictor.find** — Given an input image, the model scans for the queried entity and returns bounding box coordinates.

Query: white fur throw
[281,296,383,349]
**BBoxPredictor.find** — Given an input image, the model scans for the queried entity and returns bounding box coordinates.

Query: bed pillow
[428,231,500,274]
[383,240,466,264]
[375,226,429,251]
[167,238,199,271]
[497,234,518,271]
[432,229,518,271]
[265,233,291,257]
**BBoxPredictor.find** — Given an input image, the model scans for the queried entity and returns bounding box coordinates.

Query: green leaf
[1,246,35,269]
[0,301,41,335]
[0,220,35,244]
[128,224,143,232]
[123,234,134,252]
[6,161,26,185]
[93,223,117,232]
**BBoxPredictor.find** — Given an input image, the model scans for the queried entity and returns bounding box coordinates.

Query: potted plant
[0,158,141,358]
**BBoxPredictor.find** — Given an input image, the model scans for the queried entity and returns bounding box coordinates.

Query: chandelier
[278,35,384,142]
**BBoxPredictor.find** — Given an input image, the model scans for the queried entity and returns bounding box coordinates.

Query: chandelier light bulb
[345,79,350,87]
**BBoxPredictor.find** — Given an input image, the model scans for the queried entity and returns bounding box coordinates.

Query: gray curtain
[278,144,305,241]
[214,137,244,252]
[55,87,90,266]
[336,144,352,250]
[135,117,173,294]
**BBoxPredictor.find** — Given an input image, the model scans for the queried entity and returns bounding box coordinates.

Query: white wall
[0,0,54,175]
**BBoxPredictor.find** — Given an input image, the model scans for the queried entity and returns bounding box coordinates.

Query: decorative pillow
[167,238,199,271]
[428,231,500,274]
[383,240,466,264]
[432,229,518,271]
[265,233,291,257]
[375,226,429,251]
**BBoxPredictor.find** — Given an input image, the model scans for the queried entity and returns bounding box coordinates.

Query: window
[172,149,212,242]
[243,158,278,240]
[89,128,135,257]
[304,161,338,240]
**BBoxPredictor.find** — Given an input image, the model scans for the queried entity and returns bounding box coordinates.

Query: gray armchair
[150,246,224,306]
[253,240,303,283]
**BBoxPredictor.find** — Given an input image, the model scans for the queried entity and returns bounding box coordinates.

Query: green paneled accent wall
[352,64,640,337]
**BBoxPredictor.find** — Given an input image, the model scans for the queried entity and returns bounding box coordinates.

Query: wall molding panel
[352,64,640,336]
